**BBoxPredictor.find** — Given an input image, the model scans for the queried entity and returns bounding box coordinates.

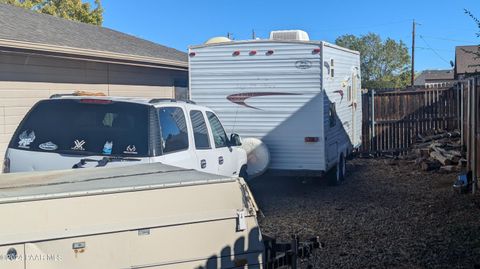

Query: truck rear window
[10,99,150,157]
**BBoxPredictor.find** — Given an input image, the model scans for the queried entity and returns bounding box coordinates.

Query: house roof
[455,45,480,76]
[414,69,455,85]
[0,3,187,68]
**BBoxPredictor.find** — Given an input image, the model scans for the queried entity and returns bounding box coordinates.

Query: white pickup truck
[3,96,248,178]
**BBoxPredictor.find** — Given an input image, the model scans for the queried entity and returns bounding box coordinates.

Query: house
[0,3,188,155]
[414,69,456,88]
[455,45,480,79]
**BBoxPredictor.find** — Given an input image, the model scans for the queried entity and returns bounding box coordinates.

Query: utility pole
[227,32,232,39]
[411,19,416,87]
[252,29,256,39]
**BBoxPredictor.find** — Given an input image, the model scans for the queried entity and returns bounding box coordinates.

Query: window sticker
[71,140,86,151]
[123,145,137,155]
[18,131,36,149]
[103,141,113,155]
[39,141,58,151]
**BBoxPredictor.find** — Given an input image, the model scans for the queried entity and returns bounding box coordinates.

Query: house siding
[0,51,188,156]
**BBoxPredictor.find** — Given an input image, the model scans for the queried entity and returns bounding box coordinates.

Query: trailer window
[352,74,358,102]
[330,59,335,78]
[190,110,211,149]
[329,102,337,127]
[158,107,189,153]
[206,111,228,148]
[347,86,352,102]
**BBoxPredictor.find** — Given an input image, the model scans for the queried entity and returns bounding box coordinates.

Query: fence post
[370,89,375,152]
[460,83,464,146]
[473,77,478,195]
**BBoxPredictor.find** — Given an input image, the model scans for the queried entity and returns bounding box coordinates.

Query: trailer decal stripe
[226,92,301,110]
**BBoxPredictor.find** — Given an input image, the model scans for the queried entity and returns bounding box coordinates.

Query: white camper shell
[0,163,263,269]
[189,31,362,178]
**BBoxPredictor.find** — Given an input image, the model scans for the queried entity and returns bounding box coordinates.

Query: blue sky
[99,0,480,71]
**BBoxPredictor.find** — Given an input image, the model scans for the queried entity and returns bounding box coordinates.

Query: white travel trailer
[189,30,362,183]
[0,163,264,269]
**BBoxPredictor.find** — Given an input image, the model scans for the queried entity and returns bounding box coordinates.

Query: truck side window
[190,110,211,149]
[206,111,228,148]
[158,107,189,153]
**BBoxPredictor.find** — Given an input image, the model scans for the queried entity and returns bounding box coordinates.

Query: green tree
[0,0,103,25]
[464,9,479,39]
[464,9,480,61]
[335,33,411,89]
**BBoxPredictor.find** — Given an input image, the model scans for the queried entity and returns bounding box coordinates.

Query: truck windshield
[10,99,150,157]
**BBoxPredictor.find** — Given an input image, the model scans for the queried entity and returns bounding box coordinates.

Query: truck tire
[328,154,345,186]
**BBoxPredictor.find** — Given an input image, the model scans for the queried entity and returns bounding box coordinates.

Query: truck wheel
[239,165,249,181]
[328,154,345,186]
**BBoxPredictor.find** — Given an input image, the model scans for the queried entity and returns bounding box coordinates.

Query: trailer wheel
[328,154,345,186]
[239,165,249,181]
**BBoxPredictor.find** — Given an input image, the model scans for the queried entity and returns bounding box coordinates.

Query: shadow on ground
[249,158,480,269]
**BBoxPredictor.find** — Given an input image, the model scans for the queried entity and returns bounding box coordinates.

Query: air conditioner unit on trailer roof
[269,30,310,41]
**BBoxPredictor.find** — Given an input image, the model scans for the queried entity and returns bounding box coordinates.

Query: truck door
[188,109,218,174]
[206,111,237,177]
[155,107,196,169]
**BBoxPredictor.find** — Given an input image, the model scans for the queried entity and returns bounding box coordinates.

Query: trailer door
[351,72,356,144]
[349,70,360,146]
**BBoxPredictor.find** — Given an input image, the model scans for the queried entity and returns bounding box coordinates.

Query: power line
[413,46,453,52]
[253,19,412,34]
[420,35,478,44]
[313,19,412,32]
[419,35,451,65]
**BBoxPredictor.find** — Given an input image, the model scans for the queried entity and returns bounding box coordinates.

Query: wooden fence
[461,77,480,193]
[361,86,461,154]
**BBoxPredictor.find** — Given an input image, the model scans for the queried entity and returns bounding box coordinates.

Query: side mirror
[230,133,242,147]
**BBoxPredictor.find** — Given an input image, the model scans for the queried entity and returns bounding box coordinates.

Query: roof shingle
[0,3,187,64]
[414,69,455,86]
[455,45,480,76]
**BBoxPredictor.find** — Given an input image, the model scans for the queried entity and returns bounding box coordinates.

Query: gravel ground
[249,158,480,269]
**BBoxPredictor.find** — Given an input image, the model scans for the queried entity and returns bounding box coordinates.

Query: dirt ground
[249,158,480,269]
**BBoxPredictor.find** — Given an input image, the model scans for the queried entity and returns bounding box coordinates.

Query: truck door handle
[218,156,224,165]
[200,159,206,169]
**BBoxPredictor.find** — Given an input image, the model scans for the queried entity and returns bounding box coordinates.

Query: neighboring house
[0,3,188,155]
[455,45,480,79]
[414,69,456,88]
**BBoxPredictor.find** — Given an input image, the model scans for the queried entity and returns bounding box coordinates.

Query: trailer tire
[239,165,249,181]
[328,154,345,186]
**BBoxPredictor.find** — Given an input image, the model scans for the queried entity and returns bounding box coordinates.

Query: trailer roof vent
[205,36,232,44]
[269,30,310,41]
